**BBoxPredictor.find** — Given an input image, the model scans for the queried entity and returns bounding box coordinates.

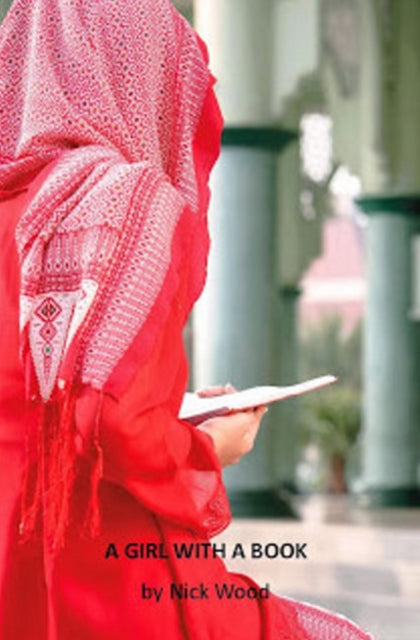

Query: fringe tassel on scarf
[19,386,104,554]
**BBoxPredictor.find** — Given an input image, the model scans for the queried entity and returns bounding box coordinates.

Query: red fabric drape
[0,162,299,640]
[0,145,374,640]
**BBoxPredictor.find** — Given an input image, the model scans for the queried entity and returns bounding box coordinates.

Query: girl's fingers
[196,383,236,398]
[254,404,268,415]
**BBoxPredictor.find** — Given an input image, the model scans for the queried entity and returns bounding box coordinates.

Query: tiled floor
[215,496,420,640]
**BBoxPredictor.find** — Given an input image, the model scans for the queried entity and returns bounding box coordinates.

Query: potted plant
[299,316,362,492]
[300,386,361,492]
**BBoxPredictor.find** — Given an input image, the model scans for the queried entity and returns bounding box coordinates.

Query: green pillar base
[355,487,420,508]
[228,488,299,519]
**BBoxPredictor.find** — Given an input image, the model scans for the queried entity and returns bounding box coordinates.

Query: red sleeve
[75,261,231,540]
[100,404,231,540]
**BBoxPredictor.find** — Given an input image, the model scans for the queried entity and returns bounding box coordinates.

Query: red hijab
[0,0,223,549]
[0,0,221,400]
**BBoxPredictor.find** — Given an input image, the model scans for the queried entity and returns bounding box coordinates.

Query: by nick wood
[104,541,308,560]
[139,582,271,602]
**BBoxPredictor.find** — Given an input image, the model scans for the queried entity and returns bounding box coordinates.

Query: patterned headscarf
[0,0,222,548]
[0,0,220,400]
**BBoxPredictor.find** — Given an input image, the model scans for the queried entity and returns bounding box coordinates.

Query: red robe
[0,178,374,640]
[0,173,287,639]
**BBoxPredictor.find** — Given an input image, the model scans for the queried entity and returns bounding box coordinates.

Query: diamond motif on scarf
[35,297,62,323]
[30,290,82,399]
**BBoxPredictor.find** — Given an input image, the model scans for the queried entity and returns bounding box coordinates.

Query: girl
[0,1,374,637]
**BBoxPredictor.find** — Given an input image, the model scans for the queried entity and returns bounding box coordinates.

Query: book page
[179,375,337,425]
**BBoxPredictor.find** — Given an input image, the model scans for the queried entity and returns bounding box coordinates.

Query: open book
[179,375,337,426]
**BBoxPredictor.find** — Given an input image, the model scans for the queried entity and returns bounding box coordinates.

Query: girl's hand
[197,405,268,468]
[195,383,236,397]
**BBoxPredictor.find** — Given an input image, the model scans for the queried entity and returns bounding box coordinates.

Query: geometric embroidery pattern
[35,297,62,324]
[35,297,62,388]
[30,291,81,400]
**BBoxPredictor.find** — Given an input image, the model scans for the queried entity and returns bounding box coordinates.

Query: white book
[179,375,337,426]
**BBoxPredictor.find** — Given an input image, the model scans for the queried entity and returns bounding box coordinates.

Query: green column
[193,131,297,517]
[269,285,301,494]
[357,196,420,506]
[193,0,300,517]
[0,0,12,22]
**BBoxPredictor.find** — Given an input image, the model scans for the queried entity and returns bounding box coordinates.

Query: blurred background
[175,1,420,638]
[1,0,419,637]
